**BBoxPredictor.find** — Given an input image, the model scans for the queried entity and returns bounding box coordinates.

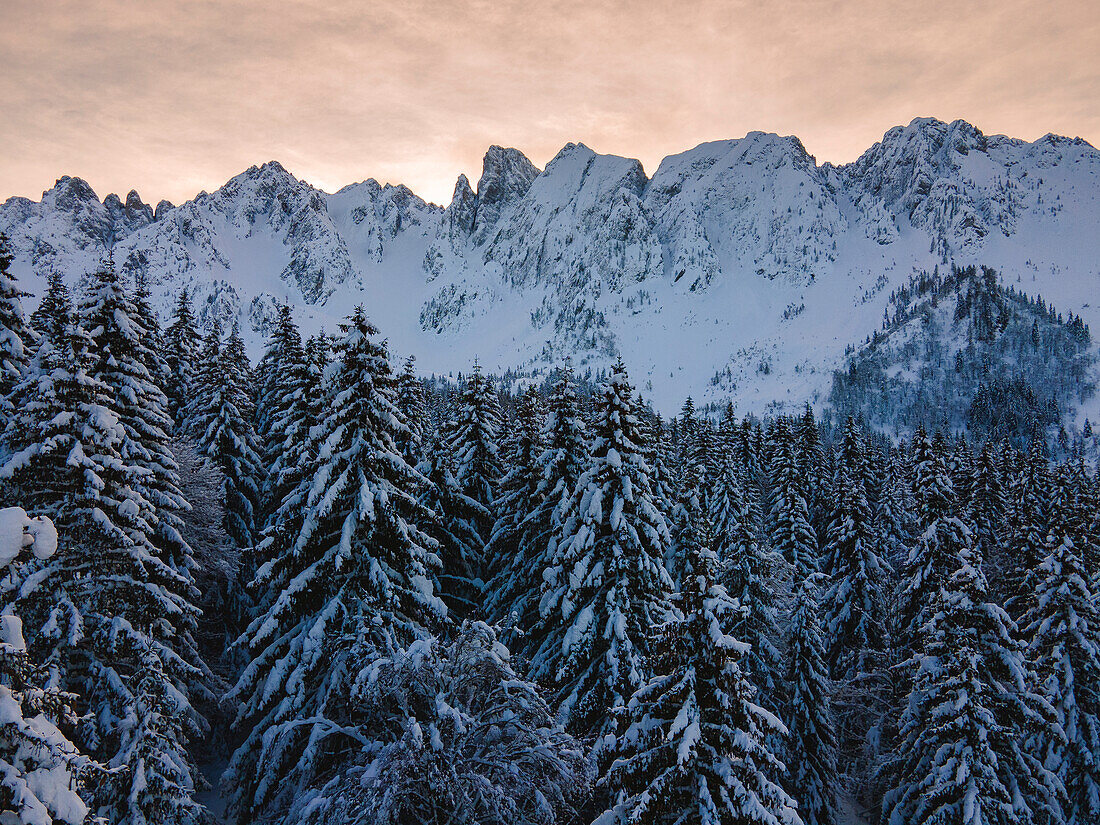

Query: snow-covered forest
[2,231,1099,825]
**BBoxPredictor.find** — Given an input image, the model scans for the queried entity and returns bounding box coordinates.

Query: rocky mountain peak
[472,146,539,243]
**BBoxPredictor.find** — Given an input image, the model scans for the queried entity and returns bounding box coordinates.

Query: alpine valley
[3,117,1099,418]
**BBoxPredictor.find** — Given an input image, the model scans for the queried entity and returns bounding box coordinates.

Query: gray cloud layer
[2,0,1096,205]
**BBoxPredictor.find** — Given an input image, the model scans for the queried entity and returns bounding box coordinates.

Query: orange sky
[2,0,1097,206]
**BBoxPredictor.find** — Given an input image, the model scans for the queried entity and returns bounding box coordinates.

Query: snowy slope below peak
[1,118,1098,418]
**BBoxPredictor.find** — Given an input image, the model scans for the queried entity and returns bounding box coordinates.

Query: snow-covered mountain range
[2,117,1098,416]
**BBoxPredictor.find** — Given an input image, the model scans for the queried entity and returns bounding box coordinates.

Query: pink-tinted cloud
[1,0,1096,205]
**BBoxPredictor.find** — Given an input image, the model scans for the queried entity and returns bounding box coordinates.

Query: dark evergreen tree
[768,420,819,580]
[190,322,264,550]
[882,541,1063,825]
[969,442,1006,579]
[225,309,446,824]
[395,355,428,466]
[27,272,70,346]
[709,454,786,720]
[1023,468,1100,824]
[896,427,967,652]
[785,575,838,825]
[448,363,504,561]
[1003,437,1052,621]
[486,389,545,637]
[599,539,799,825]
[0,508,104,825]
[162,287,200,429]
[822,421,891,681]
[2,262,207,824]
[418,432,490,621]
[0,234,33,413]
[531,362,672,744]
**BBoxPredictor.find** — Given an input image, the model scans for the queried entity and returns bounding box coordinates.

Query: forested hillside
[2,234,1099,825]
[829,264,1096,446]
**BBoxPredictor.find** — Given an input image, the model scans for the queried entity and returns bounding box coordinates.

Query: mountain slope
[1,118,1097,417]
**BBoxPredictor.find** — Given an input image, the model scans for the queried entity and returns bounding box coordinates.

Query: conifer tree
[667,448,708,589]
[896,427,968,652]
[496,365,588,660]
[0,507,103,825]
[253,304,301,457]
[785,575,838,825]
[162,287,200,429]
[418,432,490,621]
[969,442,1006,577]
[821,422,891,681]
[190,321,263,550]
[796,405,829,543]
[532,361,673,743]
[253,305,314,530]
[1003,437,1052,621]
[1023,468,1100,824]
[0,234,33,413]
[315,622,590,825]
[395,355,428,465]
[225,308,446,824]
[875,446,913,572]
[882,541,1063,825]
[2,263,207,824]
[27,272,70,346]
[768,420,819,580]
[486,389,545,636]
[79,264,194,556]
[710,455,786,720]
[599,539,799,825]
[448,363,504,555]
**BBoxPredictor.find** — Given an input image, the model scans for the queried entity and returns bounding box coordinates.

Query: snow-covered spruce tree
[969,442,1006,579]
[300,621,591,825]
[184,319,221,450]
[709,454,786,721]
[497,365,588,662]
[485,389,545,636]
[1002,436,1052,622]
[667,447,708,590]
[395,355,428,466]
[77,260,203,647]
[1022,469,1100,824]
[131,273,171,393]
[875,446,913,573]
[189,321,263,550]
[0,234,33,415]
[796,405,830,544]
[252,304,300,457]
[820,456,893,799]
[785,574,837,825]
[0,507,103,825]
[449,363,503,553]
[643,411,677,531]
[768,419,819,581]
[1,280,207,824]
[821,431,891,682]
[881,540,1064,825]
[532,361,673,745]
[598,539,800,825]
[27,272,70,347]
[418,432,490,621]
[224,308,446,825]
[161,287,200,430]
[252,305,315,528]
[896,427,968,653]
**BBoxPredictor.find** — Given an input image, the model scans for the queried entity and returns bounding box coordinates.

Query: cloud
[1,0,1096,205]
